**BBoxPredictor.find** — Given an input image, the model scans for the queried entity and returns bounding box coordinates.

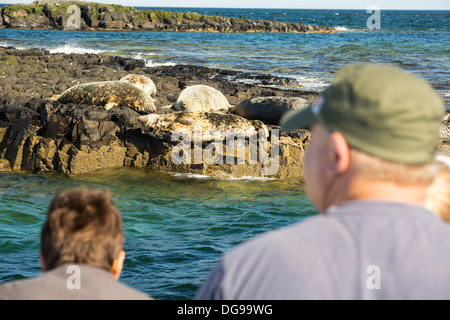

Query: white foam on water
[440,90,450,98]
[237,79,262,85]
[166,172,276,181]
[133,52,144,60]
[48,44,104,55]
[0,42,28,50]
[168,172,213,179]
[133,52,177,67]
[224,175,277,181]
[292,75,329,92]
[335,26,351,31]
[144,60,177,68]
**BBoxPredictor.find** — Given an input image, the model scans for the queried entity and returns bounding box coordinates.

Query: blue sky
[4,0,450,10]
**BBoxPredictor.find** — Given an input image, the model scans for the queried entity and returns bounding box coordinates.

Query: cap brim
[279,106,317,132]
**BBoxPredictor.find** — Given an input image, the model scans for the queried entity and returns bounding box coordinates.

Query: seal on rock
[120,74,157,97]
[233,96,310,125]
[172,85,232,113]
[55,80,156,114]
[139,111,268,142]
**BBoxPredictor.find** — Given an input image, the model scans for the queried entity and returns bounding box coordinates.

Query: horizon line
[0,3,449,10]
[134,6,449,10]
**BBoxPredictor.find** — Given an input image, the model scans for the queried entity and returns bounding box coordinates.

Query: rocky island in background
[0,0,338,33]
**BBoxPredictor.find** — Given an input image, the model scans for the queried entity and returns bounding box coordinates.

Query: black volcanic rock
[0,47,315,178]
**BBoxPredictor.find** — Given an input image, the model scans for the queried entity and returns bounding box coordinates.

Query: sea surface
[0,7,448,107]
[0,169,313,299]
[0,7,449,299]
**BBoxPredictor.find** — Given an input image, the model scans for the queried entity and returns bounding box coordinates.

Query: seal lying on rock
[172,85,232,113]
[54,76,156,114]
[120,74,157,97]
[233,96,310,125]
[139,111,267,142]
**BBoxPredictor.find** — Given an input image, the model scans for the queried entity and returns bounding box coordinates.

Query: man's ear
[110,250,125,280]
[330,131,351,175]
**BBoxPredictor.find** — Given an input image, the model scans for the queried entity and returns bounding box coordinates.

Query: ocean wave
[0,42,28,50]
[440,90,450,98]
[167,172,276,181]
[293,75,329,92]
[48,44,104,55]
[334,26,358,32]
[133,53,177,67]
[144,60,177,68]
[223,175,277,181]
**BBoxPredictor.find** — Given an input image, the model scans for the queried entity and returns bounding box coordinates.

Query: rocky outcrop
[1,4,52,29]
[1,47,446,178]
[0,100,135,174]
[233,96,310,125]
[138,111,308,178]
[0,46,317,110]
[0,96,309,178]
[0,47,312,178]
[0,1,338,33]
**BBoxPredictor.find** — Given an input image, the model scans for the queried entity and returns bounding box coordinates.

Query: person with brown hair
[0,188,152,300]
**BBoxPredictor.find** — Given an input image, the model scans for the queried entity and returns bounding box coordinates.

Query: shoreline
[0,45,320,107]
[0,46,448,178]
[0,46,314,178]
[0,1,338,33]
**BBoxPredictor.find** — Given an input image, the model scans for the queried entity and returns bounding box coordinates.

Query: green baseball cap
[280,63,444,164]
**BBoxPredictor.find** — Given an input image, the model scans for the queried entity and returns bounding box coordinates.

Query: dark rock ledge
[0,47,316,178]
[1,47,447,178]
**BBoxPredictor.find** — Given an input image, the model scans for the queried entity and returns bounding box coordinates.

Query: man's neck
[324,176,428,212]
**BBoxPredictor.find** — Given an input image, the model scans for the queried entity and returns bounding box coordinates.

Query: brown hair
[40,188,123,271]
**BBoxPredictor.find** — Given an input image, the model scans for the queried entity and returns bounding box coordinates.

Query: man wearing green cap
[195,63,450,299]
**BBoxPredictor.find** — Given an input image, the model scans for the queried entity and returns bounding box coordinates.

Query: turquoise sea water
[0,169,313,299]
[0,8,449,299]
[0,8,449,107]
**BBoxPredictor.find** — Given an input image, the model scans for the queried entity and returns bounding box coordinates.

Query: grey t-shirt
[0,263,152,300]
[195,201,450,299]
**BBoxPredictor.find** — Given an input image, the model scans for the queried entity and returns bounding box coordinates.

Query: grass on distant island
[3,1,238,24]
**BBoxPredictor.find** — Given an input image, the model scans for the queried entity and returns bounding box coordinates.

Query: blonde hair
[425,161,450,222]
[350,148,438,186]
